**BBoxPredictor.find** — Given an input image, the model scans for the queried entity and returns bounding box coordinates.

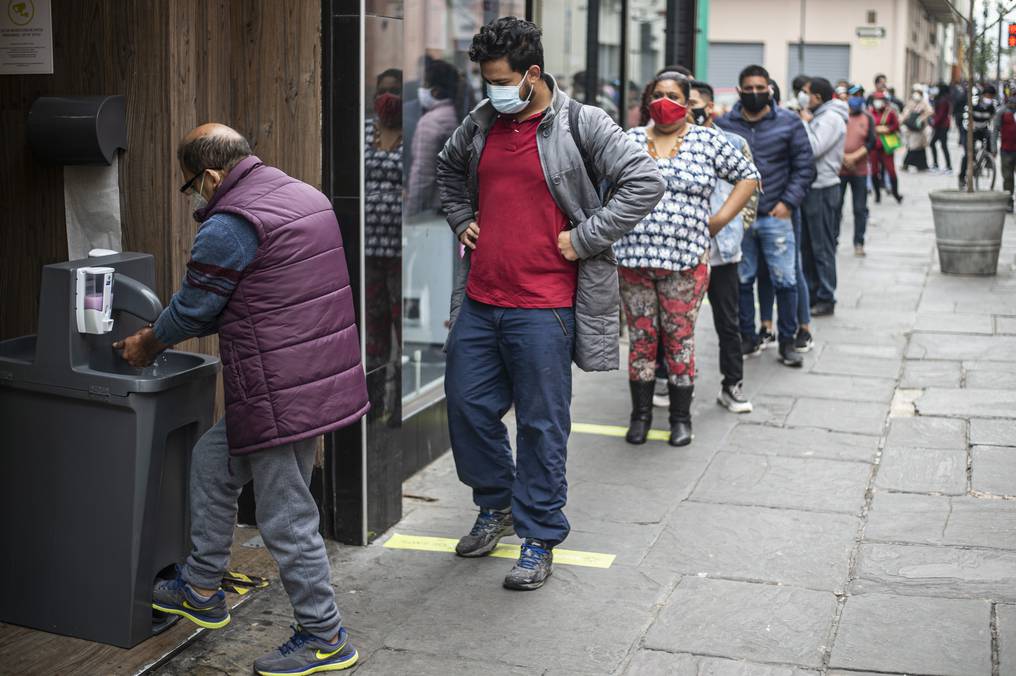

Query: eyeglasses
[179,168,220,194]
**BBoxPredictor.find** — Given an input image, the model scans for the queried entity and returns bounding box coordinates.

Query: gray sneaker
[717,382,753,414]
[455,507,514,557]
[253,625,358,676]
[504,539,553,591]
[151,567,230,629]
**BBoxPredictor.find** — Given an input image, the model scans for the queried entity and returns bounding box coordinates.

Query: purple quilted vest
[195,156,369,454]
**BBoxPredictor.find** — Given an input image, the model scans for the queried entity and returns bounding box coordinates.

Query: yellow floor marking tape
[571,421,670,442]
[383,533,615,569]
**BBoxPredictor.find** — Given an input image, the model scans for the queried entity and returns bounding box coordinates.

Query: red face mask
[374,92,402,128]
[649,97,688,126]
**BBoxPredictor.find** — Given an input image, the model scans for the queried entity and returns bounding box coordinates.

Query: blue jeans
[741,215,800,343]
[839,175,869,246]
[801,184,841,305]
[445,297,575,547]
[757,207,810,327]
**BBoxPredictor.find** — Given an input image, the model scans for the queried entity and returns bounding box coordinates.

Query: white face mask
[487,70,534,114]
[797,91,811,110]
[418,87,438,110]
[912,92,922,101]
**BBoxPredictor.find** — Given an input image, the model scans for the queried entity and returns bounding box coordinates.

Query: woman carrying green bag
[869,91,903,203]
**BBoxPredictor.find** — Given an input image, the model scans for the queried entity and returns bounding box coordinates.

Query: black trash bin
[0,252,219,648]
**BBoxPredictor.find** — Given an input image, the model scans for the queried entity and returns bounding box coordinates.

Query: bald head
[177,123,252,177]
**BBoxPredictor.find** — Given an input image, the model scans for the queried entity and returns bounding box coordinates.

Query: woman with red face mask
[613,71,760,447]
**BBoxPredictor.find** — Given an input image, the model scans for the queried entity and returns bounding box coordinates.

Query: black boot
[890,175,903,203]
[625,380,654,445]
[667,383,693,447]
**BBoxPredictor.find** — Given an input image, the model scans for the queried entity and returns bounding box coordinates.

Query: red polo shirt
[466,112,578,308]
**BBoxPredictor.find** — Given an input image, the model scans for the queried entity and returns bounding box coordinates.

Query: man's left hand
[112,326,169,368]
[557,230,579,261]
[799,109,813,123]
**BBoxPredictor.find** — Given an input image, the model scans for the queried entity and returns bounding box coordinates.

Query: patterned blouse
[613,125,760,271]
[364,119,403,258]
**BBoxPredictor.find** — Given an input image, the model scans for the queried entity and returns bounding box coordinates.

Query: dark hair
[738,64,770,87]
[791,74,810,94]
[658,64,693,78]
[874,73,887,84]
[984,84,997,95]
[375,67,402,88]
[690,80,714,102]
[425,59,460,100]
[178,129,252,175]
[469,16,544,73]
[809,77,834,103]
[770,79,782,105]
[638,72,691,126]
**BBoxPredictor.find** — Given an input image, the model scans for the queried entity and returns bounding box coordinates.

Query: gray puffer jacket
[436,74,665,371]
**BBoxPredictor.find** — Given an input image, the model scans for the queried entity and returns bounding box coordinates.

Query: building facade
[706,0,954,101]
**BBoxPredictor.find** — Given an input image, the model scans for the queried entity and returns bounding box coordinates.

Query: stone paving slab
[850,543,1016,602]
[997,315,1016,333]
[906,333,1016,361]
[900,359,963,388]
[873,446,967,494]
[999,604,1016,676]
[969,417,1016,446]
[643,577,836,668]
[809,351,902,380]
[382,556,671,673]
[829,593,991,676]
[865,492,1016,550]
[759,372,895,404]
[720,423,878,463]
[785,399,887,436]
[885,416,967,449]
[971,446,1016,497]
[737,394,795,427]
[916,387,1016,419]
[355,650,531,675]
[641,501,859,591]
[913,313,995,334]
[690,452,871,514]
[623,650,819,676]
[963,361,1016,390]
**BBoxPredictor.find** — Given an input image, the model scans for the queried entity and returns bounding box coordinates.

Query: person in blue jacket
[715,64,814,368]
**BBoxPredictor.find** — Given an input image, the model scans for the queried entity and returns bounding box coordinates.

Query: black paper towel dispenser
[28,95,128,166]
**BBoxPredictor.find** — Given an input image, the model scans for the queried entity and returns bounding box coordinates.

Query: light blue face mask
[487,69,534,114]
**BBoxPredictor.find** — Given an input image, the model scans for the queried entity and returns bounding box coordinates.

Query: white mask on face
[418,87,438,110]
[189,173,208,212]
[797,91,812,111]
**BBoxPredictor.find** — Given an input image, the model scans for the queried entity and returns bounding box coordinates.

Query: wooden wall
[0,0,322,361]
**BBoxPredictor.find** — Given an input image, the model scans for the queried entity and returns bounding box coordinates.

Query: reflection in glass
[627,0,666,128]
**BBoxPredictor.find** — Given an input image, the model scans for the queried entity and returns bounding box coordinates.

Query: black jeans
[930,127,951,169]
[839,175,869,246]
[708,262,742,388]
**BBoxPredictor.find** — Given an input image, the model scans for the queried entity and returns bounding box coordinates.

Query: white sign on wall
[1,0,53,75]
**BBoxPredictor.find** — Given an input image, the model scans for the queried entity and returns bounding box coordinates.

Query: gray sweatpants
[181,419,341,640]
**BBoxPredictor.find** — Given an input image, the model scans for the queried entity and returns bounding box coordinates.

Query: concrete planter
[928,190,1008,276]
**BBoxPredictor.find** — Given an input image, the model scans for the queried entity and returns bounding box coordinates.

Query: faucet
[112,273,163,323]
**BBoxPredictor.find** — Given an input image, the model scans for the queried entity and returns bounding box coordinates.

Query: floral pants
[619,263,709,384]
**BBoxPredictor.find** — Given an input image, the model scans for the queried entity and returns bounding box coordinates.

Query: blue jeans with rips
[757,207,810,327]
[739,215,799,344]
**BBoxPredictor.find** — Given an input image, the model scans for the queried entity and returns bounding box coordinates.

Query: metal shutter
[787,44,850,86]
[708,42,764,91]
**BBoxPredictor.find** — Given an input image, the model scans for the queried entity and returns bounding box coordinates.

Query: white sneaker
[717,383,753,414]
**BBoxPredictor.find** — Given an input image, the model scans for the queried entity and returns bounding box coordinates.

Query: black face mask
[691,107,709,125]
[740,90,771,114]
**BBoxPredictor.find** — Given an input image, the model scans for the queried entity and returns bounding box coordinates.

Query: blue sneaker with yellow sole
[151,569,230,630]
[253,625,359,675]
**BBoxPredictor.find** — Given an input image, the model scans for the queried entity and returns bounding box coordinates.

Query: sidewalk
[157,167,1016,676]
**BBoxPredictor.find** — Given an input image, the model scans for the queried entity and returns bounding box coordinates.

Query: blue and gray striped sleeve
[152,213,260,345]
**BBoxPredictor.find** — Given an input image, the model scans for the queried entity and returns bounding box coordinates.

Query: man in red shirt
[436,17,664,591]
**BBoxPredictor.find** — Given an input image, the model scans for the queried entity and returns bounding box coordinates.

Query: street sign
[856,26,887,39]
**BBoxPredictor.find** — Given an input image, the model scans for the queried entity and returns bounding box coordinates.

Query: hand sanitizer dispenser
[75,266,115,334]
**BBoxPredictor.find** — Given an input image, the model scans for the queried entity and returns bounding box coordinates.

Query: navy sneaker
[151,568,230,629]
[503,539,553,591]
[456,507,514,557]
[253,625,358,675]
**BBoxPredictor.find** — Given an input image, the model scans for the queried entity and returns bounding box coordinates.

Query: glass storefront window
[400,0,524,406]
[627,0,667,127]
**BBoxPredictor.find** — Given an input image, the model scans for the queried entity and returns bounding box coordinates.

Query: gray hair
[177,129,252,174]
